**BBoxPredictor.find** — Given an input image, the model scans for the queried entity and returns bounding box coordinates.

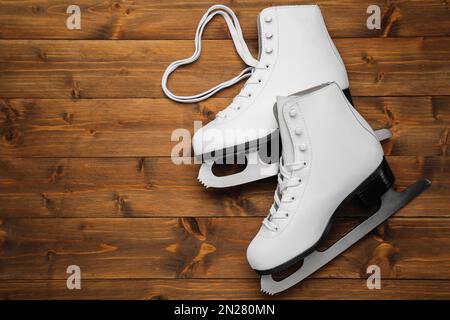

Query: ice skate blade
[260,179,431,295]
[198,150,279,188]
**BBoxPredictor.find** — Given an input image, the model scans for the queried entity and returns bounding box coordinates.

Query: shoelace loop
[161,5,265,119]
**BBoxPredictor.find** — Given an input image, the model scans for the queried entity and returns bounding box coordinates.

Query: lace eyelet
[285,213,289,217]
[248,93,252,97]
[291,196,295,201]
[237,106,241,110]
[266,64,270,69]
[298,179,302,183]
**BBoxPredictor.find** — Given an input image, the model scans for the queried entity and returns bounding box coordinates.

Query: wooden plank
[0,38,449,98]
[0,156,446,218]
[0,1,449,39]
[1,96,449,157]
[0,217,449,280]
[1,279,450,300]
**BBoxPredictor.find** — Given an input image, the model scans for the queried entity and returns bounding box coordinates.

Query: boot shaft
[194,5,351,155]
[257,6,349,96]
[276,82,383,183]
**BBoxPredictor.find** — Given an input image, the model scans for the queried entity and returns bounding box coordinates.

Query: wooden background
[0,0,450,299]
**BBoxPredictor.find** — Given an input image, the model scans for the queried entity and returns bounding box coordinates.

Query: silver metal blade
[261,178,431,295]
[197,150,279,188]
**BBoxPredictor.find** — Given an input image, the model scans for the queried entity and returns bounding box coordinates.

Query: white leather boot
[246,82,430,294]
[162,5,390,188]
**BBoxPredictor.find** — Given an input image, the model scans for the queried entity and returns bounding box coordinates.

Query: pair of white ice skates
[162,5,430,294]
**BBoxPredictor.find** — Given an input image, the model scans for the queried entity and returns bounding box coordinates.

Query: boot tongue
[275,96,296,165]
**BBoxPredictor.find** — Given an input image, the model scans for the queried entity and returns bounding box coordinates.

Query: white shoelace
[161,5,263,119]
[263,159,306,232]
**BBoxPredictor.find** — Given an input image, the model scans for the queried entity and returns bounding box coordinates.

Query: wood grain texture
[0,0,449,39]
[0,0,449,300]
[1,97,449,157]
[0,217,449,280]
[1,279,450,300]
[1,38,450,98]
[0,156,446,218]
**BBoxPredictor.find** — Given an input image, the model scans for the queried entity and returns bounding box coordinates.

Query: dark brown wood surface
[1,97,450,157]
[1,217,449,280]
[1,38,450,98]
[2,279,450,300]
[0,156,448,218]
[0,0,449,39]
[0,0,449,300]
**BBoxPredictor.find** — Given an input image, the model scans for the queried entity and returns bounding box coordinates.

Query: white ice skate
[246,82,430,294]
[162,4,391,188]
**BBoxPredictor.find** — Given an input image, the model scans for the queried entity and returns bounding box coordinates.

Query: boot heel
[356,158,395,208]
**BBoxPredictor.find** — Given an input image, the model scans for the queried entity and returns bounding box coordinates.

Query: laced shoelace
[161,4,266,119]
[263,159,306,232]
